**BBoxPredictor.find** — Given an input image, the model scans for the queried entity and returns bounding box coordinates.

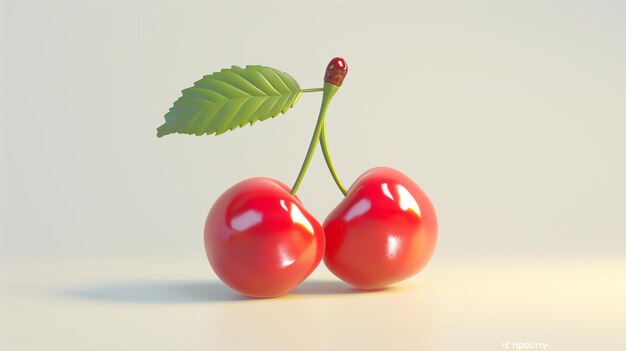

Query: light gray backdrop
[2,0,625,261]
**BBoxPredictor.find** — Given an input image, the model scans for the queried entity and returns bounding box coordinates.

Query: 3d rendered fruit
[204,178,324,298]
[323,167,438,289]
[157,57,437,297]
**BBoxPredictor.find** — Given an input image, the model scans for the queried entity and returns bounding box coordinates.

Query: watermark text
[501,341,548,350]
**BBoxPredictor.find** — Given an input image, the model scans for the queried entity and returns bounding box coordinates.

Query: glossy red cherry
[323,167,438,289]
[204,178,325,298]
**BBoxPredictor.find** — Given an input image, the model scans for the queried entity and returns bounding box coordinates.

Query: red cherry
[204,178,325,298]
[323,167,438,289]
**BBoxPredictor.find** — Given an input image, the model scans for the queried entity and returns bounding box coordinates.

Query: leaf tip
[156,125,169,138]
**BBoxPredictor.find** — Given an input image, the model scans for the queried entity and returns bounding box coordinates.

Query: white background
[2,0,625,350]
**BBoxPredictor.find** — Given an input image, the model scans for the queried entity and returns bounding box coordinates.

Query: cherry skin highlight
[323,167,438,289]
[204,178,325,298]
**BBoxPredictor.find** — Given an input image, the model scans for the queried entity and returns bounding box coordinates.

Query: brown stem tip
[324,57,348,86]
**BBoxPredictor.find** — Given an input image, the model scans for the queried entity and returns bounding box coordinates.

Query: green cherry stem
[301,87,348,194]
[319,120,348,196]
[290,82,339,196]
[300,87,324,93]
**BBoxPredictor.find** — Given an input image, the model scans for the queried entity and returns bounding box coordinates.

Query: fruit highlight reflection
[158,58,437,297]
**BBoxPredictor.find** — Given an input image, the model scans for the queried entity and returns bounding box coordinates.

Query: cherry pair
[204,167,437,298]
[156,57,442,297]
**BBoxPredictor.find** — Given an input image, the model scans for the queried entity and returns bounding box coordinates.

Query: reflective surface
[205,178,324,298]
[4,257,626,350]
[324,167,438,289]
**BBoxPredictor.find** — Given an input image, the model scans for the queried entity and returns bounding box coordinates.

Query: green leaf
[157,65,302,137]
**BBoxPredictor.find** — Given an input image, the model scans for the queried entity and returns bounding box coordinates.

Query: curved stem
[291,82,339,195]
[319,120,348,196]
